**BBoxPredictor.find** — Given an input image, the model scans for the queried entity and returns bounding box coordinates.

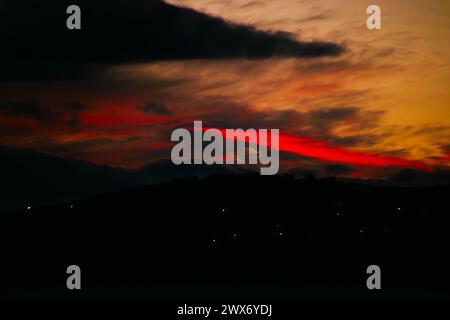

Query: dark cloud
[175,102,383,149]
[66,101,88,129]
[140,102,173,116]
[0,100,87,130]
[308,107,357,122]
[305,107,384,136]
[0,100,50,120]
[243,106,382,138]
[415,125,450,135]
[324,163,358,175]
[381,168,450,187]
[0,0,344,81]
[203,105,379,139]
[67,102,87,112]
[285,160,358,178]
[286,167,318,177]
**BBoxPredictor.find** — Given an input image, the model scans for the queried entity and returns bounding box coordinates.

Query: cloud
[324,163,358,175]
[285,162,358,178]
[0,93,442,175]
[140,102,173,116]
[382,168,450,187]
[175,104,432,171]
[0,100,50,120]
[190,104,383,144]
[302,107,359,134]
[66,102,89,129]
[0,100,88,131]
[67,102,87,112]
[0,0,344,81]
[239,1,266,10]
[286,167,318,177]
[308,107,358,123]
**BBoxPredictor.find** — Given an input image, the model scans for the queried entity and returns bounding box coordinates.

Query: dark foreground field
[0,175,449,300]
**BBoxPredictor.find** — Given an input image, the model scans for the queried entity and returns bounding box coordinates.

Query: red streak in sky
[197,126,433,172]
[279,133,432,171]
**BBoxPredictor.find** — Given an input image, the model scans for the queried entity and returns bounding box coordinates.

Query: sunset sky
[1,0,449,179]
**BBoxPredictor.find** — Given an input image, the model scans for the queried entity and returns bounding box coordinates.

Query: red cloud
[197,126,433,172]
[279,133,433,172]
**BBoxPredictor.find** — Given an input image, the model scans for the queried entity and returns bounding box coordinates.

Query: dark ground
[0,174,449,300]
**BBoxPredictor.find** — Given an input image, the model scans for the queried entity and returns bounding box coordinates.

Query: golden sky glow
[163,0,450,163]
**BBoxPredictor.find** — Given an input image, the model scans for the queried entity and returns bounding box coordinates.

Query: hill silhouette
[2,146,449,214]
[0,147,255,213]
[0,146,132,212]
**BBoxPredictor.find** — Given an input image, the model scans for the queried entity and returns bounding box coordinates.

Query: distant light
[222,208,226,212]
[360,229,363,233]
[233,233,238,239]
[279,232,283,236]
[212,239,216,243]
[69,204,74,209]
[336,212,340,216]
[397,207,401,211]
[27,206,32,211]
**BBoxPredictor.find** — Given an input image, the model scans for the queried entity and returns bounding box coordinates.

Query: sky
[0,0,449,180]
